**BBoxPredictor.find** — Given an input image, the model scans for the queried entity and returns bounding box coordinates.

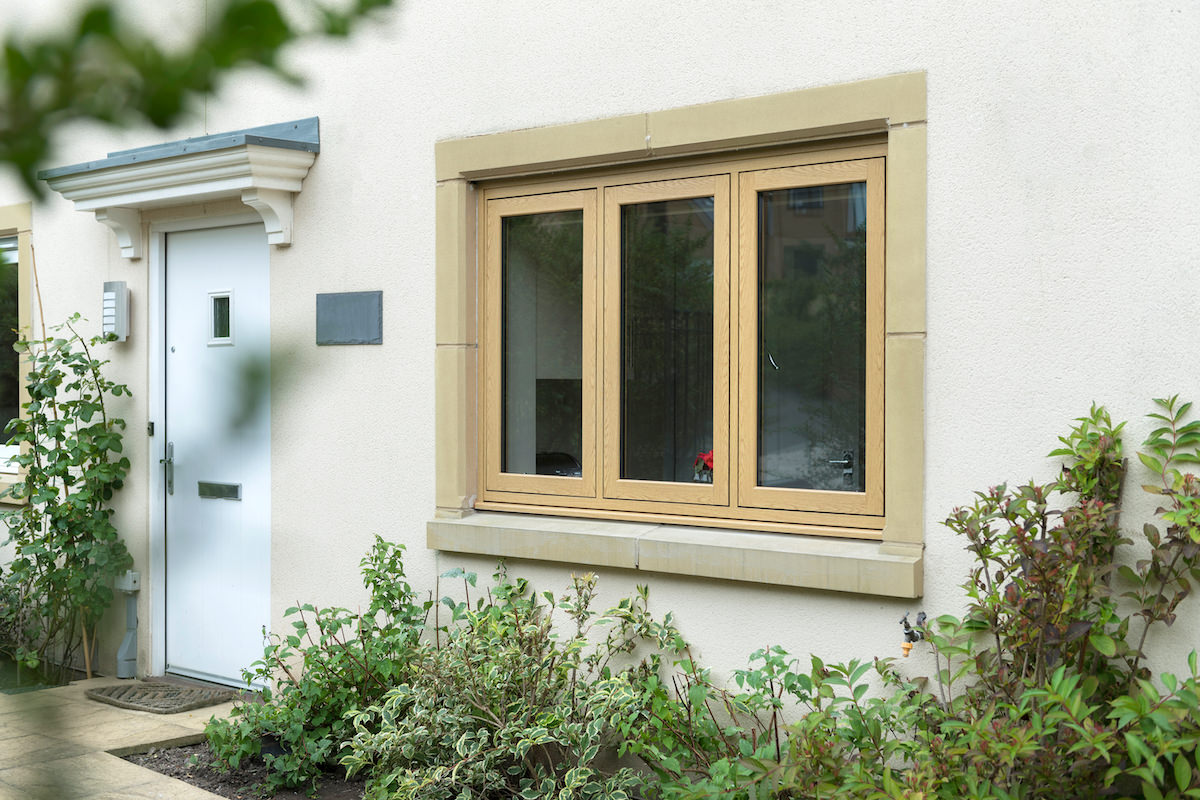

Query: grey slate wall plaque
[316,291,383,345]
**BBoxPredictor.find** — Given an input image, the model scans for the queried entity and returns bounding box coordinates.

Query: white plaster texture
[2,0,1199,683]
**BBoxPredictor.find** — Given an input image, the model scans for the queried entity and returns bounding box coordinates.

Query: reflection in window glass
[758,182,866,492]
[501,211,584,477]
[0,237,17,441]
[620,197,714,482]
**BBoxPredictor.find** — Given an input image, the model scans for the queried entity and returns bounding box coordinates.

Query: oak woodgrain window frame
[482,190,598,499]
[737,158,885,518]
[603,175,731,508]
[478,150,885,534]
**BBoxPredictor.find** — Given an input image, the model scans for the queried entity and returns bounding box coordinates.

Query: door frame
[146,209,266,677]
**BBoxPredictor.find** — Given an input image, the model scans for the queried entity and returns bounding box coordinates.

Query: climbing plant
[0,315,131,682]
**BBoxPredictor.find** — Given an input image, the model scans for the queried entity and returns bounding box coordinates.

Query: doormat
[85,681,237,714]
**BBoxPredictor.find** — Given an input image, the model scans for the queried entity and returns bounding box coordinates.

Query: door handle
[160,441,174,495]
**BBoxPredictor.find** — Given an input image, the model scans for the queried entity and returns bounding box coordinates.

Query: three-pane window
[479,153,884,534]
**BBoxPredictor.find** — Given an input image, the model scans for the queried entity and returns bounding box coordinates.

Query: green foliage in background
[0,0,396,193]
[0,315,131,682]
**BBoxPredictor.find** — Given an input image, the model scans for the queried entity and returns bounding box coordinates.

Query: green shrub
[209,398,1200,800]
[340,566,683,800]
[207,536,428,795]
[0,316,132,682]
[622,647,930,799]
[633,398,1200,799]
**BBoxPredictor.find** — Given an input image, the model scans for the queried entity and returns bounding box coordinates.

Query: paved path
[0,676,237,799]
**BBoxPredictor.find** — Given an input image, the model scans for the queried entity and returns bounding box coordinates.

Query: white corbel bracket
[94,208,144,260]
[240,188,294,246]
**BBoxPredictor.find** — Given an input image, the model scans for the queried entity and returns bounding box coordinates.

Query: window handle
[160,441,174,495]
[829,450,854,486]
[828,451,853,468]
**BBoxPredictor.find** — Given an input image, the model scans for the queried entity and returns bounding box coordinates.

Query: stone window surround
[429,72,926,598]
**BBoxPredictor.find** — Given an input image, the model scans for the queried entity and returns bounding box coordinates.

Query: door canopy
[39,118,319,260]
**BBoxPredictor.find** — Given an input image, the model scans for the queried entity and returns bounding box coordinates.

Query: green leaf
[1090,633,1117,657]
[1176,431,1200,448]
[1126,732,1153,766]
[848,660,872,685]
[1139,452,1165,474]
[1177,755,1193,792]
[1118,565,1142,584]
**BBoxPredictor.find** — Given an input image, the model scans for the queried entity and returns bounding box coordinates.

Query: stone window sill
[427,511,922,598]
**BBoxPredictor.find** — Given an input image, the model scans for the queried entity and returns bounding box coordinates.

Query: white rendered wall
[4,0,1199,682]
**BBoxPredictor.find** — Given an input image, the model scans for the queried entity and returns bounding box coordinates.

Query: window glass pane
[501,210,584,477]
[620,196,714,482]
[0,237,17,437]
[757,182,866,492]
[212,295,230,339]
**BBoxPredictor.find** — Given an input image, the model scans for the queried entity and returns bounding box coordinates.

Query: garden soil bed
[126,741,364,799]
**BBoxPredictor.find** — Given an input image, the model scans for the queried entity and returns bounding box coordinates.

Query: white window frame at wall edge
[0,203,33,498]
[0,235,20,477]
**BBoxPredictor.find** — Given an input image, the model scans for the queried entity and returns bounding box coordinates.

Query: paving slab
[0,732,91,769]
[92,784,233,800]
[0,677,236,799]
[1,696,131,736]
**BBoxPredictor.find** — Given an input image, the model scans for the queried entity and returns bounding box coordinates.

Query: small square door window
[209,292,233,346]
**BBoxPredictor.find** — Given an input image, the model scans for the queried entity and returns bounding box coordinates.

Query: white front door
[164,223,270,685]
